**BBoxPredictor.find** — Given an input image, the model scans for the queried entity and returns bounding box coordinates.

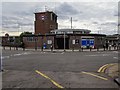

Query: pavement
[104,63,120,86]
[2,46,119,52]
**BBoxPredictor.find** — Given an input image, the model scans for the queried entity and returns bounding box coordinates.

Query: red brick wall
[23,36,54,49]
[34,12,58,35]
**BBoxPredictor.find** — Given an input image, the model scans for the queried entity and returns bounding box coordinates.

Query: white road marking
[1,56,10,59]
[112,51,118,53]
[2,52,31,59]
[61,52,64,54]
[85,54,111,57]
[113,57,118,59]
[13,54,22,56]
[41,52,46,54]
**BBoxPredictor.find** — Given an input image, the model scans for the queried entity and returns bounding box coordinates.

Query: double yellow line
[98,63,116,73]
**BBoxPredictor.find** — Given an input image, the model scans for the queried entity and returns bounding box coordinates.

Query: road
[2,49,119,89]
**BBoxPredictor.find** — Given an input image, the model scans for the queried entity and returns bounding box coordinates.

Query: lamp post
[64,32,66,52]
[0,33,4,71]
[35,36,37,50]
[17,21,20,35]
[0,50,3,72]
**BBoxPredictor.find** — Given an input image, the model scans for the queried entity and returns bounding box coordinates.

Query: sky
[0,0,119,36]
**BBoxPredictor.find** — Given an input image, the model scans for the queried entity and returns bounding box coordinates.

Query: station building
[23,11,106,49]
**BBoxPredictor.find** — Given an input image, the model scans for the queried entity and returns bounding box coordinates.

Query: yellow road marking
[82,71,108,80]
[98,63,115,73]
[101,64,114,72]
[98,64,109,72]
[35,70,64,88]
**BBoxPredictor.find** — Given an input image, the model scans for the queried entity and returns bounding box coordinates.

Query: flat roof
[23,33,106,37]
[51,29,91,32]
[34,11,57,16]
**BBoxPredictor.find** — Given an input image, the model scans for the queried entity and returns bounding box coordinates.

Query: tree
[19,32,32,42]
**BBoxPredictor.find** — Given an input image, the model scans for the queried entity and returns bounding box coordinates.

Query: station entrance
[54,37,69,49]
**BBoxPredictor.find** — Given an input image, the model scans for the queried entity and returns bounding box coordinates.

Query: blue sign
[81,39,94,47]
[82,39,87,46]
[90,40,94,46]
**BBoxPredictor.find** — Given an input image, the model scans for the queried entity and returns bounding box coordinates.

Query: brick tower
[34,11,58,35]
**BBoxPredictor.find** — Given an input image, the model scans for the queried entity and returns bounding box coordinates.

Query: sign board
[47,40,52,44]
[81,39,87,46]
[72,40,75,44]
[81,39,94,48]
[89,39,94,46]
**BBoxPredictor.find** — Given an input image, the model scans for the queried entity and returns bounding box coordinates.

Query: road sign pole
[0,50,3,72]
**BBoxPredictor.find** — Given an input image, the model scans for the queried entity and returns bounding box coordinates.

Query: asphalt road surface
[2,49,119,89]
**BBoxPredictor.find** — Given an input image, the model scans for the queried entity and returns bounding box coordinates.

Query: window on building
[75,39,79,44]
[27,37,38,42]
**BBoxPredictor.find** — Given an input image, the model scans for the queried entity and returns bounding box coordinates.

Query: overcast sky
[0,0,119,36]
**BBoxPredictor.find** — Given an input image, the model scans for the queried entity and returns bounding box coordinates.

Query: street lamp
[97,27,101,34]
[0,32,6,72]
[64,32,66,52]
[35,36,37,50]
[0,51,3,72]
[17,21,21,36]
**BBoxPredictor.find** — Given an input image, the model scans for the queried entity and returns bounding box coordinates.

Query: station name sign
[56,35,68,38]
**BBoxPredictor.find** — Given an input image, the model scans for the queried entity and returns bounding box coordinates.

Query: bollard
[103,47,105,51]
[35,47,37,51]
[51,49,53,52]
[50,45,53,52]
[72,47,74,52]
[97,47,99,51]
[109,47,111,51]
[118,46,120,50]
[82,47,83,51]
[114,46,116,50]
[79,48,81,52]
[22,46,25,51]
[16,47,18,50]
[10,46,11,50]
[41,46,43,51]
[14,47,15,50]
[3,46,5,50]
[90,47,92,51]
[117,46,119,50]
[51,48,53,52]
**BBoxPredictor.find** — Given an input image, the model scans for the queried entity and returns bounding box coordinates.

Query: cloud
[92,21,99,25]
[1,2,118,35]
[101,22,118,26]
[56,2,80,15]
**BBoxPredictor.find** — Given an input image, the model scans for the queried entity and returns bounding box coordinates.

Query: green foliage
[19,32,32,42]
